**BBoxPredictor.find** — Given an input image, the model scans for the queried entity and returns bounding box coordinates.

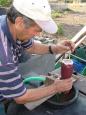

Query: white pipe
[71,25,86,43]
[56,26,86,62]
[75,35,86,48]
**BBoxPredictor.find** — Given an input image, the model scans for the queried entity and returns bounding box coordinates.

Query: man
[0,0,75,105]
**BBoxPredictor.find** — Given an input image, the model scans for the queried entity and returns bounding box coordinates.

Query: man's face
[15,17,42,41]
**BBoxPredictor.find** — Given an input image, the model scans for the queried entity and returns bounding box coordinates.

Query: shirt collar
[0,15,16,47]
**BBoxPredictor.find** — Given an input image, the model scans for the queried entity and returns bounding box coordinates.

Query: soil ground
[56,12,86,38]
[41,11,86,44]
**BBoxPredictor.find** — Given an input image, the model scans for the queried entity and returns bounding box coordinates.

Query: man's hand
[54,78,73,93]
[52,40,75,54]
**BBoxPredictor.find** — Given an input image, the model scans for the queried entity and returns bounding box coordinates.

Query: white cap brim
[35,18,58,34]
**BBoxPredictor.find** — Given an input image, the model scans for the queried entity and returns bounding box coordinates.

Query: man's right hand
[54,78,73,93]
[14,77,73,104]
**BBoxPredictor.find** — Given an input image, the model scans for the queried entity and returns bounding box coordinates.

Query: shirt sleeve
[0,63,27,99]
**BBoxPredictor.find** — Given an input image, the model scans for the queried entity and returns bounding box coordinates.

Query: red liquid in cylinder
[61,59,73,79]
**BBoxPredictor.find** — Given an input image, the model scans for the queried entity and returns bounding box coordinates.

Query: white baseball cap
[13,0,58,34]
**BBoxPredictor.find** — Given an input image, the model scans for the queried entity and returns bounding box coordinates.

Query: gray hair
[22,16,37,28]
[7,6,37,28]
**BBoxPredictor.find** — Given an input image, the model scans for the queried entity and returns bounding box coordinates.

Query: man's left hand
[52,40,75,54]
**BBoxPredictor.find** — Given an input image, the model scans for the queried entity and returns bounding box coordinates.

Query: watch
[49,45,53,54]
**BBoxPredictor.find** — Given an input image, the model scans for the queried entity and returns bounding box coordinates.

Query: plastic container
[23,76,46,88]
[55,62,61,69]
[46,86,78,109]
[81,66,86,76]
[61,59,73,79]
[73,59,85,73]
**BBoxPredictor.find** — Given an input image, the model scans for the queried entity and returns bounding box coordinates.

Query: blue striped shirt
[0,15,33,101]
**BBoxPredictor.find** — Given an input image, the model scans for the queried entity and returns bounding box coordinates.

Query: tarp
[7,93,86,115]
[19,54,55,77]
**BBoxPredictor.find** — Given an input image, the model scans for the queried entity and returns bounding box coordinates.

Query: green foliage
[82,0,86,2]
[63,8,74,14]
[65,0,73,3]
[56,24,64,36]
[63,8,73,12]
[0,0,12,7]
[51,10,62,18]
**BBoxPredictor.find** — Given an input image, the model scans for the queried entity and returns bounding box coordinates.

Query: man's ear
[15,17,24,29]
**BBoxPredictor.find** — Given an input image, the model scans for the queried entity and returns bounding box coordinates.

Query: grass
[56,24,64,36]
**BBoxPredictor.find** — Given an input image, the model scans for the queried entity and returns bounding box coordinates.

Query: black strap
[49,45,53,54]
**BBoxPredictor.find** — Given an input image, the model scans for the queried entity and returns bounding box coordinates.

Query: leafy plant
[51,10,62,18]
[0,0,12,7]
[65,0,73,3]
[56,24,64,36]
